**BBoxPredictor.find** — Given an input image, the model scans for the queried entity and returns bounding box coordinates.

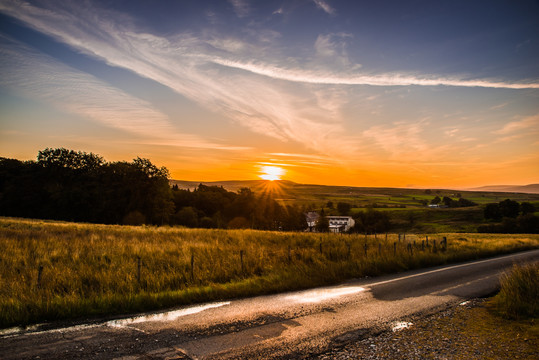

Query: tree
[484,203,501,221]
[431,196,441,205]
[315,209,330,232]
[442,196,453,207]
[499,199,520,218]
[174,207,198,227]
[337,202,351,215]
[521,202,535,215]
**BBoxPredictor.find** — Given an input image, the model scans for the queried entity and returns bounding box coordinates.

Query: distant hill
[468,184,539,194]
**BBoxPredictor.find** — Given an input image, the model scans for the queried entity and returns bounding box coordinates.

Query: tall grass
[1,217,538,328]
[492,262,539,320]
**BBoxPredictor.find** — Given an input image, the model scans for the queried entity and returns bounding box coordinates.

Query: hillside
[171,180,539,208]
[469,184,539,194]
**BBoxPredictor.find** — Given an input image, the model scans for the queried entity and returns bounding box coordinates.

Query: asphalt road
[1,249,538,360]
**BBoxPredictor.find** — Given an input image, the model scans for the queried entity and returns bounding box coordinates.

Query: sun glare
[260,165,285,181]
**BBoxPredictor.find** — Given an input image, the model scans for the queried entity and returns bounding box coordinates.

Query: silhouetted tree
[337,202,351,215]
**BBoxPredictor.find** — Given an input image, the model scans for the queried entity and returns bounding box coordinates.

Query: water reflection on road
[285,286,366,303]
[107,301,231,328]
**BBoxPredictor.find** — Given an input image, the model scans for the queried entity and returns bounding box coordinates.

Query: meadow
[1,216,538,328]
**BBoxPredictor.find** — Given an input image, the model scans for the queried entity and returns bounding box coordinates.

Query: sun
[259,165,285,181]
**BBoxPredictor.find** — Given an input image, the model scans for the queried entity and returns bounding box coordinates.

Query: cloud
[1,0,537,164]
[211,58,539,89]
[228,0,250,18]
[313,0,335,15]
[493,114,539,135]
[0,35,243,151]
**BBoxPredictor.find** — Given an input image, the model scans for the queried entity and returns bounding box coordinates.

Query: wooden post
[190,253,195,282]
[288,245,292,262]
[364,243,368,256]
[137,257,142,284]
[347,243,351,259]
[385,233,388,241]
[378,243,382,255]
[398,233,401,242]
[393,242,397,256]
[37,265,44,289]
[421,240,425,251]
[240,250,244,274]
[319,242,323,254]
[433,240,437,253]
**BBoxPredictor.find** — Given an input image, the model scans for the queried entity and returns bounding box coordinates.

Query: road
[1,249,538,359]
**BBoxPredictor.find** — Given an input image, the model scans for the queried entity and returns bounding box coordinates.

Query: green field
[1,216,538,328]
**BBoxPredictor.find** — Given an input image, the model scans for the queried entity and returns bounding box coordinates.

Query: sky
[0,0,538,189]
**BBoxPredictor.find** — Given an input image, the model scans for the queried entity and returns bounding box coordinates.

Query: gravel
[313,298,538,360]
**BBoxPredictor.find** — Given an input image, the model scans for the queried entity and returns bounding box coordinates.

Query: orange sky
[1,1,538,189]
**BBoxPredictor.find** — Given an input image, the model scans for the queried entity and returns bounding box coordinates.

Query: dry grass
[1,217,538,328]
[492,262,539,320]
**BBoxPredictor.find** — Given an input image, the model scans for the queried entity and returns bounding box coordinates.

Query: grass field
[1,216,538,328]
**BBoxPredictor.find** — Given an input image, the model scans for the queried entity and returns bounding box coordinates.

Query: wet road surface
[1,249,538,359]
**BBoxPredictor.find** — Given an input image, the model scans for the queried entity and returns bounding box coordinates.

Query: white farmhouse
[327,216,355,233]
[305,212,355,233]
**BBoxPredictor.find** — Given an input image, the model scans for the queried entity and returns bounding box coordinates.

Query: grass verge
[1,217,538,328]
[491,262,539,320]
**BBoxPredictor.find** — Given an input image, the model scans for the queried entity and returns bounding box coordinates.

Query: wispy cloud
[1,0,537,165]
[493,114,539,135]
[0,35,244,151]
[228,0,250,18]
[313,0,335,15]
[211,59,539,89]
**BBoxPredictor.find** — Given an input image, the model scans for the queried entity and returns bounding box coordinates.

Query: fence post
[137,257,142,284]
[433,240,437,253]
[288,245,292,262]
[443,237,447,251]
[37,265,44,289]
[190,253,195,282]
[421,240,425,251]
[378,243,382,256]
[364,243,368,256]
[240,250,244,274]
[319,242,323,254]
[393,242,397,256]
[398,233,401,242]
[347,243,351,259]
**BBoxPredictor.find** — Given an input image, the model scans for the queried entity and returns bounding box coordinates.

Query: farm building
[327,216,355,233]
[304,212,355,233]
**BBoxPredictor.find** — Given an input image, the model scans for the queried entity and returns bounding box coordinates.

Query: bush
[492,262,539,320]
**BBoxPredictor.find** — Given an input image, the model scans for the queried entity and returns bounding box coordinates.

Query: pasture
[1,216,538,328]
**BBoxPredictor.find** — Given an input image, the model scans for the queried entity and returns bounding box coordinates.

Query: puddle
[391,321,413,332]
[286,286,365,303]
[107,301,230,327]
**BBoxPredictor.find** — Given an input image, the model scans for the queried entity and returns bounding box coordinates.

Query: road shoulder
[315,298,538,360]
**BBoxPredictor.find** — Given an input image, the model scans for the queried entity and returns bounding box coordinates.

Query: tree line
[0,148,306,230]
[478,199,538,233]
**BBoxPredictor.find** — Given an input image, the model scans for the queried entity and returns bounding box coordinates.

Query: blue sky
[1,0,538,187]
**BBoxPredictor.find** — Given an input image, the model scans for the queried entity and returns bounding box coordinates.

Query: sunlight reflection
[286,286,366,303]
[106,302,230,327]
